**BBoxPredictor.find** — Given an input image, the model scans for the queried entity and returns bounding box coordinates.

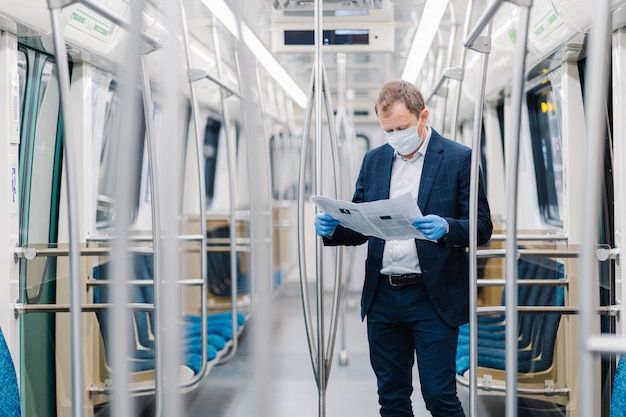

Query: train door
[17,45,64,417]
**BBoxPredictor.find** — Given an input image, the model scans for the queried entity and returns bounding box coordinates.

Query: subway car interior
[0,0,626,416]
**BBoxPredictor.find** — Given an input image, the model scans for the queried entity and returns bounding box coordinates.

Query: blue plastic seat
[456,258,564,375]
[93,254,239,375]
[611,356,626,417]
[0,327,20,417]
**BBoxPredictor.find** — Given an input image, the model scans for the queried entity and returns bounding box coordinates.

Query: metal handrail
[477,305,617,315]
[14,303,155,315]
[86,234,204,243]
[476,278,569,287]
[425,67,463,105]
[188,69,242,99]
[46,3,86,416]
[86,279,205,287]
[466,19,492,417]
[321,55,343,379]
[578,1,614,416]
[210,17,241,363]
[502,6,532,416]
[463,0,506,49]
[456,377,570,397]
[181,0,210,386]
[295,4,344,414]
[298,69,318,380]
[138,54,170,413]
[14,246,153,259]
[489,233,567,242]
[463,1,533,415]
[449,0,475,141]
[587,335,626,354]
[477,248,585,258]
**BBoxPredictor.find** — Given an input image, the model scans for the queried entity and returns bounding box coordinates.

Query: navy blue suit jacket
[324,129,492,327]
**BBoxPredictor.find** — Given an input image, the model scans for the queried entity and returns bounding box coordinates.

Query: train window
[527,83,564,226]
[269,132,311,200]
[204,117,221,205]
[95,82,145,227]
[17,50,27,120]
[21,58,62,301]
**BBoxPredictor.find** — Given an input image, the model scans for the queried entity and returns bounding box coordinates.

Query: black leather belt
[379,273,423,287]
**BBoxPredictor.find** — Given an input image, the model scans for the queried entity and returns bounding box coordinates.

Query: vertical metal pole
[314,0,326,414]
[110,0,146,414]
[180,0,210,382]
[504,5,531,417]
[47,7,84,417]
[137,55,165,413]
[298,72,319,382]
[467,27,491,417]
[321,65,343,377]
[236,41,275,417]
[154,0,185,414]
[211,18,240,360]
[450,0,475,141]
[578,1,611,415]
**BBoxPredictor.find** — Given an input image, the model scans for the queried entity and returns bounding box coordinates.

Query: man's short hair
[374,80,425,119]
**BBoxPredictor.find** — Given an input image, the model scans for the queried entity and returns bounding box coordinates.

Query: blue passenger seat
[0,327,20,417]
[456,257,565,375]
[611,356,626,417]
[92,254,244,375]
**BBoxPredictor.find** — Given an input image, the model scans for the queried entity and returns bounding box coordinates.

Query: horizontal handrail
[478,247,617,260]
[489,233,567,242]
[86,234,204,243]
[456,376,570,397]
[477,248,579,258]
[205,246,251,253]
[14,303,154,316]
[86,279,204,287]
[586,335,626,354]
[463,0,506,48]
[49,0,162,53]
[14,246,153,259]
[477,278,569,287]
[426,67,463,104]
[188,69,242,98]
[207,237,251,245]
[477,305,618,316]
[15,237,208,259]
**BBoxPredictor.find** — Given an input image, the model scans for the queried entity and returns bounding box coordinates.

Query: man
[314,80,492,417]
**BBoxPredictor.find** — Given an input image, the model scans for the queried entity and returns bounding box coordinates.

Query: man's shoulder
[364,143,393,159]
[430,130,471,153]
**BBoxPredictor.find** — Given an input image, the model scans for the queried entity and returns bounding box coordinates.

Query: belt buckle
[388,274,403,287]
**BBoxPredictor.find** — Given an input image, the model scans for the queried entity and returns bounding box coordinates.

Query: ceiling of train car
[191,0,469,121]
[261,0,429,119]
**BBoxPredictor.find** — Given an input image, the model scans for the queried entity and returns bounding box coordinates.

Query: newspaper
[311,193,433,241]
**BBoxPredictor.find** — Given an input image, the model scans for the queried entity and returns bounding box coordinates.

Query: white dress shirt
[380,126,432,275]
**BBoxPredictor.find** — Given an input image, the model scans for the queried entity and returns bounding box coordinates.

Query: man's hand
[412,215,449,240]
[314,213,340,237]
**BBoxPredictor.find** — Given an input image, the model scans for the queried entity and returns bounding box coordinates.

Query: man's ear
[420,108,429,122]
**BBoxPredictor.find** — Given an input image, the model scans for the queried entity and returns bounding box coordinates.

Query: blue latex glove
[412,215,449,240]
[315,213,340,237]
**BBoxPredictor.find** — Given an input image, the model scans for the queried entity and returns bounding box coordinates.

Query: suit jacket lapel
[418,131,444,210]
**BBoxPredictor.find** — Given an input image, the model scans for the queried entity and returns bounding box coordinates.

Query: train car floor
[183,284,433,417]
[128,283,506,416]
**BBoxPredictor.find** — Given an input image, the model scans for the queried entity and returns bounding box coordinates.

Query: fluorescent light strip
[401,0,450,83]
[201,0,308,108]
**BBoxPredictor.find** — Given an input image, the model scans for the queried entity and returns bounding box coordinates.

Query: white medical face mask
[385,125,421,156]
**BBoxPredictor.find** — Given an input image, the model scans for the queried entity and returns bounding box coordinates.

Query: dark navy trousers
[367,278,464,417]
